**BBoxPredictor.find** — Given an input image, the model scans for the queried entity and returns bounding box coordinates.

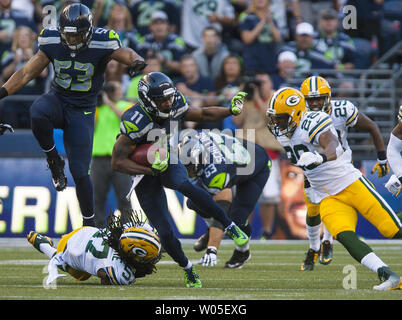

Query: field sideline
[1,238,402,302]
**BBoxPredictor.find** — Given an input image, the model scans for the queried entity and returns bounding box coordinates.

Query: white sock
[361,252,387,273]
[307,223,321,252]
[182,260,192,270]
[322,225,333,243]
[236,242,249,252]
[39,243,57,259]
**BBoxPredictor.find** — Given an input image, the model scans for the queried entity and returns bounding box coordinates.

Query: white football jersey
[328,99,359,161]
[276,110,362,202]
[58,227,135,285]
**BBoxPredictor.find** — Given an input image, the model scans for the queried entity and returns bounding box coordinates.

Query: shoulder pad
[303,111,333,143]
[120,104,154,142]
[89,28,121,50]
[331,100,359,126]
[38,28,61,46]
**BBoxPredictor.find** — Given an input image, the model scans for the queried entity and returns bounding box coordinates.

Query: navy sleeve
[37,28,61,59]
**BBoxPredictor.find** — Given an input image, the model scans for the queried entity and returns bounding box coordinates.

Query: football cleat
[193,228,210,252]
[184,266,202,288]
[47,156,67,191]
[27,231,53,252]
[224,249,250,269]
[319,240,333,265]
[373,266,402,291]
[225,223,249,247]
[300,248,319,271]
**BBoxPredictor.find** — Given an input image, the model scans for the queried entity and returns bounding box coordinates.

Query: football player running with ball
[27,211,162,285]
[111,72,249,288]
[266,87,402,290]
[385,106,402,197]
[299,76,389,271]
[0,4,147,227]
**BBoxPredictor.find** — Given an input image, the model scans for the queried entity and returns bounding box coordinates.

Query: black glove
[0,123,14,136]
[128,60,147,78]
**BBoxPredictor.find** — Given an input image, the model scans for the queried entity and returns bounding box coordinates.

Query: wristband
[377,150,387,161]
[319,153,328,163]
[0,87,8,99]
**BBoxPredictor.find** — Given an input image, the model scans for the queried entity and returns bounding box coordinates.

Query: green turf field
[1,239,401,300]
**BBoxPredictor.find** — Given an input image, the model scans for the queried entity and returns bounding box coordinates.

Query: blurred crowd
[1,0,400,238]
[0,0,401,129]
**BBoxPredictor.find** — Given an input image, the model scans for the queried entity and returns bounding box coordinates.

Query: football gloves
[0,123,14,136]
[151,150,169,175]
[371,159,389,178]
[296,151,325,170]
[385,174,401,197]
[128,60,147,78]
[199,246,218,267]
[230,91,247,115]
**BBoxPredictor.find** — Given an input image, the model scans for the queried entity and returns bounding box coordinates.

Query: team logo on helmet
[119,226,161,262]
[286,94,301,106]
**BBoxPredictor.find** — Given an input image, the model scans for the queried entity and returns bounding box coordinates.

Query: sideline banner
[0,158,400,239]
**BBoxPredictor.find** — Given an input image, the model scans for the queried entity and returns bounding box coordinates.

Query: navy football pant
[30,92,95,224]
[230,146,270,226]
[135,160,232,267]
[187,145,270,229]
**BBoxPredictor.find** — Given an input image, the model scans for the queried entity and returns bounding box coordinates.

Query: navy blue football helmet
[137,72,177,119]
[58,3,93,53]
[178,132,208,179]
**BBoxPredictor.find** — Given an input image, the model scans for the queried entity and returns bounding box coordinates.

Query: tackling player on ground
[299,76,389,271]
[27,210,162,285]
[385,106,402,197]
[266,87,402,290]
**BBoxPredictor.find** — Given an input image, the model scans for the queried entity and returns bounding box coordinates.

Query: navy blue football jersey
[192,130,268,195]
[120,91,189,145]
[38,27,121,107]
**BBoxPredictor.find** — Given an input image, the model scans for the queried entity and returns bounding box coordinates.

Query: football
[129,143,168,167]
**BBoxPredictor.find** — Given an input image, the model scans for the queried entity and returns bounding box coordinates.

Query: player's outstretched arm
[110,47,147,77]
[184,105,232,122]
[0,50,50,97]
[184,91,247,122]
[355,112,386,157]
[355,112,389,177]
[111,134,153,176]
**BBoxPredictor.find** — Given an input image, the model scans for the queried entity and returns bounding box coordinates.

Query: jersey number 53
[54,59,95,91]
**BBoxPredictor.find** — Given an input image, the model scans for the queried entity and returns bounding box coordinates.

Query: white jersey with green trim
[276,110,362,202]
[57,227,135,285]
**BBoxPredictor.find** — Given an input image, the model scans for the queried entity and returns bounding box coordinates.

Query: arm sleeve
[387,132,402,178]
